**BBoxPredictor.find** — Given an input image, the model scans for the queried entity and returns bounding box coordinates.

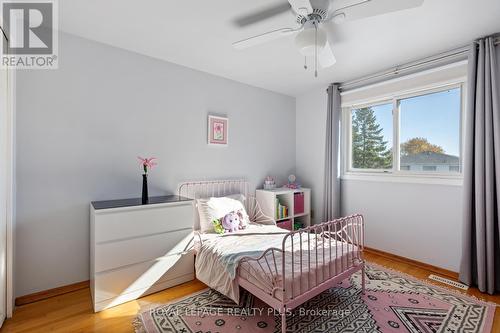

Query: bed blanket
[195,224,288,303]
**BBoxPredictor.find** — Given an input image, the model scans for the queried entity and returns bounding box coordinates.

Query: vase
[142,174,149,204]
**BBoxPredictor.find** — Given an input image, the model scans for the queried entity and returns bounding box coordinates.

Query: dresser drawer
[93,252,194,303]
[95,228,193,273]
[93,274,193,312]
[94,202,193,243]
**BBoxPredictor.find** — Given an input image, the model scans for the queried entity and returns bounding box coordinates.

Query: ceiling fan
[232,0,424,77]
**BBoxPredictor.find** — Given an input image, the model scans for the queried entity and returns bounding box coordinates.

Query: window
[350,103,393,170]
[345,83,463,177]
[399,88,461,174]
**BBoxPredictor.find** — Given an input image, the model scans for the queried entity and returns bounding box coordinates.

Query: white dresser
[90,195,195,312]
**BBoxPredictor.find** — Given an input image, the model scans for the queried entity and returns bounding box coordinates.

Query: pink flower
[138,156,157,173]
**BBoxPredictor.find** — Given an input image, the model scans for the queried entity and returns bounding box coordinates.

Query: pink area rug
[133,263,496,333]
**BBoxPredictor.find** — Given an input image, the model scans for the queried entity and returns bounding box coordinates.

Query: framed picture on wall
[208,115,228,146]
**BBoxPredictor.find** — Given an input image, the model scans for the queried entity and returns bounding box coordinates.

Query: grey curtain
[459,36,500,294]
[323,83,341,221]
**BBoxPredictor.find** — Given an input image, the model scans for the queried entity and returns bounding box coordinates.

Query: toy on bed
[222,211,241,233]
[212,219,225,234]
[213,210,246,234]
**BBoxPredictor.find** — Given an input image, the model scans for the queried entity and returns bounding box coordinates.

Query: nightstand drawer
[94,228,193,273]
[94,202,193,243]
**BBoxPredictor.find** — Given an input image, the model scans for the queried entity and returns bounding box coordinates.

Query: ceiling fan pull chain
[304,56,307,70]
[314,21,318,78]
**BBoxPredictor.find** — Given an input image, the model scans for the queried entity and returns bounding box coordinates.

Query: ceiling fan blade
[233,27,299,50]
[288,0,313,16]
[330,0,424,23]
[233,3,291,27]
[319,40,336,68]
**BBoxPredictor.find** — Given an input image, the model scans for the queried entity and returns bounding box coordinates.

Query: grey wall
[296,87,463,272]
[296,88,326,222]
[15,33,296,297]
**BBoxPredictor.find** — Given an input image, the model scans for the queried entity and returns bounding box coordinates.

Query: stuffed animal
[221,211,241,233]
[236,210,247,230]
[212,219,224,234]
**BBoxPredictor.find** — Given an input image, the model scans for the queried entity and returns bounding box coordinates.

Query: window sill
[341,172,463,186]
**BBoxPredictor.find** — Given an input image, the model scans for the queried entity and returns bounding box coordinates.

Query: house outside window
[422,165,437,172]
[401,153,459,172]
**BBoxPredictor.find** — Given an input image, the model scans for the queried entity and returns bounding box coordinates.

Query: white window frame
[341,78,466,186]
[344,99,394,174]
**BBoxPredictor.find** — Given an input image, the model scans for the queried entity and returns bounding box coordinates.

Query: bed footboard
[237,214,365,314]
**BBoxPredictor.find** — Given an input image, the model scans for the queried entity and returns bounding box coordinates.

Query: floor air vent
[428,274,469,290]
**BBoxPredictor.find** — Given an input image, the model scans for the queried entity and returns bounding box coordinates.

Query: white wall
[296,64,466,272]
[15,33,296,297]
[342,180,463,271]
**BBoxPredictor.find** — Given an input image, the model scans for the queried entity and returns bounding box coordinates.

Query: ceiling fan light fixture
[294,25,327,56]
[331,12,346,24]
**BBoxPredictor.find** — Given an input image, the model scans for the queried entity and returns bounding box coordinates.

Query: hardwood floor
[2,252,499,332]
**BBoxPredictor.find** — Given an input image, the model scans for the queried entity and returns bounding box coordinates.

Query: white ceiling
[59,0,500,97]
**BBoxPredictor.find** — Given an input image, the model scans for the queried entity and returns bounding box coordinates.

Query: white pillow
[196,194,250,233]
[196,198,212,233]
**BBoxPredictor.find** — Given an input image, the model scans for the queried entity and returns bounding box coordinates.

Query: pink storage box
[277,219,292,231]
[294,192,305,215]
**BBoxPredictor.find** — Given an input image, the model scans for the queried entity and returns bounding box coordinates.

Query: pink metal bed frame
[178,179,365,333]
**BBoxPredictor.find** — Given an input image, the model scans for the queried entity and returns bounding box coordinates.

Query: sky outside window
[399,88,461,156]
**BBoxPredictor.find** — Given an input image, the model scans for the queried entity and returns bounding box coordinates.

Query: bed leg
[361,263,366,295]
[281,311,287,333]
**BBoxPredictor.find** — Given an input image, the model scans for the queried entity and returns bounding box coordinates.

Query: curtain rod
[473,35,500,45]
[338,46,469,91]
[338,36,499,92]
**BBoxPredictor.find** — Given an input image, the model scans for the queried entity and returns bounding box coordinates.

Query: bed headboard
[177,179,250,230]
